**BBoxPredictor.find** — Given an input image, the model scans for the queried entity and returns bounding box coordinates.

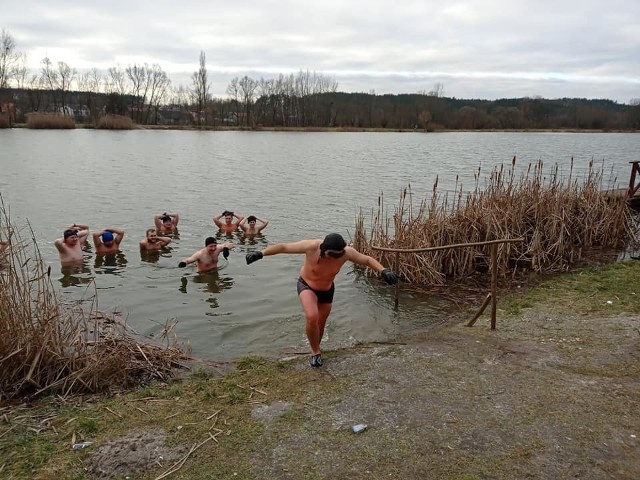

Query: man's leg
[299,290,322,354]
[317,302,333,349]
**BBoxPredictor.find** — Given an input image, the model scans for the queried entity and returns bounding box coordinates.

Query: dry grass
[0,199,187,401]
[96,114,136,130]
[354,158,640,286]
[26,113,75,129]
[0,112,10,128]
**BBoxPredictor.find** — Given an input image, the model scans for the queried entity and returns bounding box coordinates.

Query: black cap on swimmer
[205,237,217,246]
[64,229,78,240]
[320,233,346,257]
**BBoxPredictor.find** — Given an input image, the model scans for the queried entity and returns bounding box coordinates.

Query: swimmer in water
[239,215,269,236]
[154,212,179,234]
[92,227,125,254]
[245,233,399,368]
[214,210,244,233]
[54,224,90,265]
[178,236,233,273]
[139,228,172,251]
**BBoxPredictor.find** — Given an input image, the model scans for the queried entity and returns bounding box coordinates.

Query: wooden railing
[371,238,524,330]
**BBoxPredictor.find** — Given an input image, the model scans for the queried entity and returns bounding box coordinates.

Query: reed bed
[353,158,640,286]
[0,112,10,128]
[0,201,187,401]
[96,114,136,130]
[26,112,75,129]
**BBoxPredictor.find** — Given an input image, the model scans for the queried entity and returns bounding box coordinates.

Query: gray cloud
[2,0,639,102]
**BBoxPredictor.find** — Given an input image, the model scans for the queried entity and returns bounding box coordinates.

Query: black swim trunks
[297,276,335,304]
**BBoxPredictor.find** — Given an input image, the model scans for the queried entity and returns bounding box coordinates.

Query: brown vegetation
[26,112,75,129]
[0,112,10,128]
[354,157,640,286]
[96,113,136,130]
[0,202,186,401]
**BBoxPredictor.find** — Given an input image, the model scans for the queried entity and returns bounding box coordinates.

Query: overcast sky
[2,0,639,103]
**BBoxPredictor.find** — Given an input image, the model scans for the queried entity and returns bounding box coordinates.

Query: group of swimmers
[4,210,399,368]
[53,210,269,273]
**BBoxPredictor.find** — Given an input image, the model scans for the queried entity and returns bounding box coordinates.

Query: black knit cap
[320,233,346,257]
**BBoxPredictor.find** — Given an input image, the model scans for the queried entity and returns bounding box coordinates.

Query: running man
[246,233,399,367]
[178,237,233,273]
[139,228,172,251]
[239,215,269,235]
[214,210,244,233]
[92,227,125,254]
[54,223,90,264]
[154,212,180,234]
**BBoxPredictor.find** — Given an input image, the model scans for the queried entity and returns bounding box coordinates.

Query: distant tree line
[1,27,639,130]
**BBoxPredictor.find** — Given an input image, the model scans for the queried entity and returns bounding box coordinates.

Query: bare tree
[0,29,18,88]
[191,50,210,126]
[106,66,127,95]
[57,61,76,114]
[12,52,28,89]
[239,75,257,127]
[126,63,148,122]
[146,64,171,124]
[40,57,59,111]
[226,77,241,125]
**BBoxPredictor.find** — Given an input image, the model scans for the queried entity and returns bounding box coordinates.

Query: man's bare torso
[300,243,349,291]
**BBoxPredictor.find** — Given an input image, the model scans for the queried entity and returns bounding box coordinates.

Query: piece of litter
[72,441,92,450]
[631,434,637,438]
[352,424,367,433]
[606,301,613,305]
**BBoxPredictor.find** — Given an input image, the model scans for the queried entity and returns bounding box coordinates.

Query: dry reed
[96,114,136,130]
[26,112,75,129]
[0,112,10,128]
[0,199,187,401]
[353,158,640,286]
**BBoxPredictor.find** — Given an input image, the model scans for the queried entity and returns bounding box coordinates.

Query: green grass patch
[502,260,640,317]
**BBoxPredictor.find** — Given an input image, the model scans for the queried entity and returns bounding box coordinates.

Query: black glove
[381,268,399,285]
[178,261,187,268]
[246,251,264,264]
[222,247,230,259]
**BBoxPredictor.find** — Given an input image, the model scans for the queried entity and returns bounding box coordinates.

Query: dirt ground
[82,307,640,479]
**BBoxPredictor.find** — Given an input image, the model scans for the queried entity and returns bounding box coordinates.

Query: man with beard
[54,223,90,264]
[139,228,172,251]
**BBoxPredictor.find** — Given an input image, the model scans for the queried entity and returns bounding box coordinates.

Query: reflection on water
[59,260,93,288]
[140,247,173,264]
[179,270,235,310]
[236,232,269,246]
[94,252,128,274]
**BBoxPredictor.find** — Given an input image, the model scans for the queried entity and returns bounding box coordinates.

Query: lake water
[1,130,638,360]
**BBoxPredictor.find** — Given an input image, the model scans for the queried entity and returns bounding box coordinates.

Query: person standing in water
[92,227,125,254]
[239,215,269,236]
[246,233,399,368]
[178,237,232,273]
[214,211,244,233]
[54,223,90,264]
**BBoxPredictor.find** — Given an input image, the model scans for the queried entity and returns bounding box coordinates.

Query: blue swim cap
[101,231,114,242]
